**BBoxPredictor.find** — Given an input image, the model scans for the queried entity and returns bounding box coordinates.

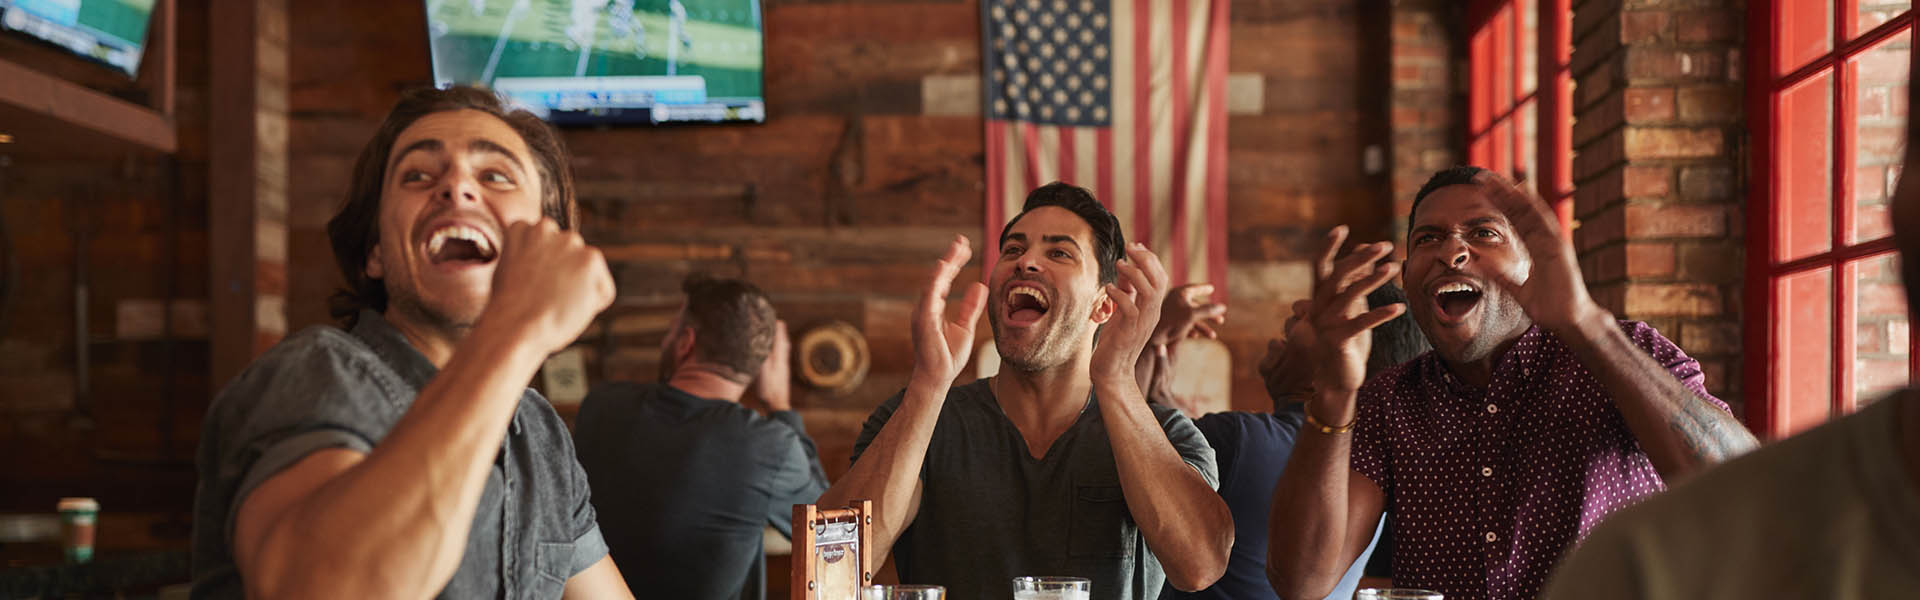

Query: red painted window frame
[1467,0,1575,230]
[1746,0,1917,439]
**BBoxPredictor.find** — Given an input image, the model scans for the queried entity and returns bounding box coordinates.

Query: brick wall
[1569,0,1747,413]
[284,0,1397,481]
[0,0,215,511]
[1390,0,1463,240]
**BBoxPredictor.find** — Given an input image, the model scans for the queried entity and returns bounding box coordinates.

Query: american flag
[981,0,1230,293]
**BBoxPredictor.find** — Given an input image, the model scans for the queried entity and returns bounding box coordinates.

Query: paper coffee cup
[57,497,98,563]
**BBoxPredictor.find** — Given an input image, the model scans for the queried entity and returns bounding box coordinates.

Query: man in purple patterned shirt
[1264,167,1760,600]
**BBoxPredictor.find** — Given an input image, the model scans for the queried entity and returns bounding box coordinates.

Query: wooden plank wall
[283,0,1397,484]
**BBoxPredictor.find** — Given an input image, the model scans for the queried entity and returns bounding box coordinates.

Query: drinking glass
[1356,589,1443,600]
[859,584,944,600]
[1011,576,1091,600]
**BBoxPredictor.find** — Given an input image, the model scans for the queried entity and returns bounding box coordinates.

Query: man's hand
[750,320,792,412]
[1259,299,1316,405]
[908,235,990,391]
[1093,243,1170,385]
[478,219,615,355]
[1152,283,1226,346]
[1475,172,1610,333]
[1303,227,1404,411]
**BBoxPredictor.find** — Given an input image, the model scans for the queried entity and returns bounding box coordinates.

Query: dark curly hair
[326,86,577,326]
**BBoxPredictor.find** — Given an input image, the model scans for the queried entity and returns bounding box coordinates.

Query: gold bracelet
[1304,406,1356,434]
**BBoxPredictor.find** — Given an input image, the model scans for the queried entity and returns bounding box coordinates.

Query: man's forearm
[1093,378,1231,592]
[817,380,945,553]
[1265,389,1369,600]
[252,323,549,598]
[1561,315,1757,479]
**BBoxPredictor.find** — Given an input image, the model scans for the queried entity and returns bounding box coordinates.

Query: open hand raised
[908,235,990,390]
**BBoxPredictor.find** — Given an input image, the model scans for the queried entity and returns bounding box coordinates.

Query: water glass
[1356,589,1443,600]
[1011,576,1091,600]
[859,584,944,600]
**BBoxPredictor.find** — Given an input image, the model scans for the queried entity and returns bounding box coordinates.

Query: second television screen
[427,0,765,125]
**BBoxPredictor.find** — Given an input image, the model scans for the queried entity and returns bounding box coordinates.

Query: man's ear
[1090,285,1117,325]
[673,326,698,365]
[365,243,385,280]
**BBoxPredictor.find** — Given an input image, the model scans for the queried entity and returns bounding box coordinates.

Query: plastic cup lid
[57,498,99,512]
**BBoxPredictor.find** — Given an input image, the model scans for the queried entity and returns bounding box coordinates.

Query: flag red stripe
[1205,0,1230,298]
[1097,128,1115,211]
[1131,0,1154,248]
[1020,121,1043,192]
[986,119,1006,279]
[1168,0,1191,286]
[1058,126,1077,188]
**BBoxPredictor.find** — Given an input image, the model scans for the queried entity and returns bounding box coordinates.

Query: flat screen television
[0,0,156,76]
[426,0,765,125]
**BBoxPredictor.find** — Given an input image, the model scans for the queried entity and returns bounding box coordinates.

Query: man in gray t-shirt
[190,87,632,598]
[828,183,1232,600]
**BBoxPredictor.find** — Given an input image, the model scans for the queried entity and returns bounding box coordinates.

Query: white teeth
[1009,286,1049,309]
[427,225,495,258]
[1437,282,1478,295]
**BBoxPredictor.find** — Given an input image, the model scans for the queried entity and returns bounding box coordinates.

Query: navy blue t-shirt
[1161,407,1378,600]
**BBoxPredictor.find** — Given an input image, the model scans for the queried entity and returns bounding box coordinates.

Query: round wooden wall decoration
[796,321,870,394]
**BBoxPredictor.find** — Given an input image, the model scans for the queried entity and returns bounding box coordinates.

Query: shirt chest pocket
[1068,485,1135,559]
[532,541,573,597]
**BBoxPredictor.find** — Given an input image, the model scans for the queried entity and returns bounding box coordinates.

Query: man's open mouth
[1433,281,1483,322]
[1006,284,1051,325]
[426,224,498,265]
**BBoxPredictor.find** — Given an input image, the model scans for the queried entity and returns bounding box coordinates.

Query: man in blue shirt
[1147,283,1428,600]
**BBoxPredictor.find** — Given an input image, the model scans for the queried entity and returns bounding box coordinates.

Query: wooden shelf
[0,55,176,159]
[0,0,175,160]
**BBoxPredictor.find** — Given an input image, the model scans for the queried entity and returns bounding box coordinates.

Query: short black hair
[677,274,776,383]
[1365,283,1432,376]
[1408,166,1491,236]
[999,182,1126,284]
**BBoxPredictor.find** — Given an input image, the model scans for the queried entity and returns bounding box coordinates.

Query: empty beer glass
[1011,576,1090,600]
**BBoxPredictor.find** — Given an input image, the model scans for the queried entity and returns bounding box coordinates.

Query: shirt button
[1481,466,1493,477]
[1522,367,1531,377]
[1486,403,1499,414]
[1486,532,1498,542]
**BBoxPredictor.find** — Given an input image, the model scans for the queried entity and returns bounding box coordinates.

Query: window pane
[1493,119,1513,175]
[1554,73,1574,197]
[1519,0,1538,96]
[1855,1,1913,38]
[1519,100,1539,193]
[1849,28,1911,244]
[1778,267,1835,435]
[1777,71,1835,263]
[1853,253,1911,407]
[1471,26,1492,133]
[1779,0,1834,76]
[1494,5,1513,109]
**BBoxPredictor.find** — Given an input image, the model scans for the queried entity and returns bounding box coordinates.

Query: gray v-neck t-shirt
[851,379,1218,600]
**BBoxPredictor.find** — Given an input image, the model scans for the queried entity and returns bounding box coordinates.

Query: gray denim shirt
[190,310,608,599]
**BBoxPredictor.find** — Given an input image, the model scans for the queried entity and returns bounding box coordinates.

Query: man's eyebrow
[468,138,530,171]
[1410,224,1446,235]
[1004,232,1028,245]
[1041,235,1082,250]
[387,138,444,170]
[1465,216,1505,228]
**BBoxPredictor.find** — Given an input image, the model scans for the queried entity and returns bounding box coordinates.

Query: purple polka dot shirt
[1351,321,1725,600]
